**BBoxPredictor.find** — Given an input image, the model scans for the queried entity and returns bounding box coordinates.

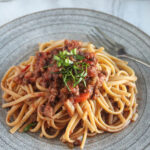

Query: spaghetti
[1,40,138,149]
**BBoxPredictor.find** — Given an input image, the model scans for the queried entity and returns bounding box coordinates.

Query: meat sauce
[14,40,105,119]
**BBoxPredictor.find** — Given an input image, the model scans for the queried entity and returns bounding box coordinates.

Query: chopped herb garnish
[43,64,54,69]
[75,54,85,60]
[53,48,88,91]
[23,123,36,132]
[70,48,77,55]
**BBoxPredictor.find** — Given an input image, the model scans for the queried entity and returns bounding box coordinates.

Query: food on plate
[1,40,138,149]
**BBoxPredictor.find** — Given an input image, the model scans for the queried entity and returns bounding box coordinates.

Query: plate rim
[0,7,150,150]
[0,7,150,39]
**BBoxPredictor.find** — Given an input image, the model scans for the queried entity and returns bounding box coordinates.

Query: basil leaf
[75,55,85,60]
[74,77,83,87]
[71,48,77,55]
[83,79,86,87]
[43,64,53,69]
[64,58,73,66]
[54,55,60,61]
[63,75,70,91]
[53,48,88,89]
[24,123,36,132]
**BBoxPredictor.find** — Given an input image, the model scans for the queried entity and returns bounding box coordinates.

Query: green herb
[23,123,36,132]
[75,55,85,60]
[50,71,61,74]
[70,48,77,55]
[53,48,88,91]
[43,64,53,69]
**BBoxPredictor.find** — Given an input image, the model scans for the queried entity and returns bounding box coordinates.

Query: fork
[87,27,150,68]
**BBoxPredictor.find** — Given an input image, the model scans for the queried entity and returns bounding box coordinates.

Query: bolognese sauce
[14,40,105,118]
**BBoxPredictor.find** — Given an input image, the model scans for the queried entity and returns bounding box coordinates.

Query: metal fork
[87,27,150,68]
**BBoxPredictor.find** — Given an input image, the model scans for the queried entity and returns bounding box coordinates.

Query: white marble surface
[0,0,150,36]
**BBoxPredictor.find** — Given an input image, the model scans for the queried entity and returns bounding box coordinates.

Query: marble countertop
[0,0,150,36]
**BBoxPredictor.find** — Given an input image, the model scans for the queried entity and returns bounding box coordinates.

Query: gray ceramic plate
[0,8,150,150]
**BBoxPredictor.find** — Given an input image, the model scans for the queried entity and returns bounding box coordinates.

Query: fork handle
[117,54,150,68]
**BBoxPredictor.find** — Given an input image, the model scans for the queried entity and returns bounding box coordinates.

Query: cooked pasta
[1,40,138,149]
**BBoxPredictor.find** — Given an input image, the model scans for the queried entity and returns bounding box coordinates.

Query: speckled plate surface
[0,8,150,150]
